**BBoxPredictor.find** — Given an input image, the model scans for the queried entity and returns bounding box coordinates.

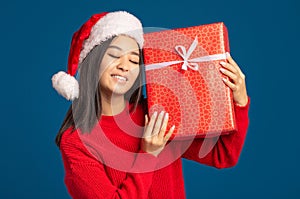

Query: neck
[101,93,126,116]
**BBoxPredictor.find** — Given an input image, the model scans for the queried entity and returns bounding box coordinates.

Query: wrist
[234,96,249,107]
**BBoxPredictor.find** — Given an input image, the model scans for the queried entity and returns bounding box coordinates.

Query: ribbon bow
[175,36,199,71]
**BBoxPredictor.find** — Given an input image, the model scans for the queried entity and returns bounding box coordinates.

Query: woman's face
[99,35,140,97]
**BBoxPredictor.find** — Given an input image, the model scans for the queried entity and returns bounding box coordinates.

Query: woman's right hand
[141,111,175,157]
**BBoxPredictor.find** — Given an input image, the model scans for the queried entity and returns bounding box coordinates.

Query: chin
[111,85,132,96]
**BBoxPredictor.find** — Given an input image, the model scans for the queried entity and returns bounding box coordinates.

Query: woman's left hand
[219,53,248,106]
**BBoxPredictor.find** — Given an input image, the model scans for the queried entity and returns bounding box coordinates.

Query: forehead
[109,35,140,53]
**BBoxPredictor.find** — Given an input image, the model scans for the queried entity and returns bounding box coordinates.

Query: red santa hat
[51,11,144,100]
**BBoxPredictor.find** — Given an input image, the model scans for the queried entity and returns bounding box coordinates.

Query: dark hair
[55,36,144,147]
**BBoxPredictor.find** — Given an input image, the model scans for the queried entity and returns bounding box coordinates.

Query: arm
[60,129,158,199]
[60,110,174,199]
[182,98,250,168]
[183,53,250,168]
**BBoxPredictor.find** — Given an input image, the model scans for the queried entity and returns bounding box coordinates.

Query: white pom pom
[51,71,79,100]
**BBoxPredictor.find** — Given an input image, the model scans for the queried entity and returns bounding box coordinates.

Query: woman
[52,11,250,199]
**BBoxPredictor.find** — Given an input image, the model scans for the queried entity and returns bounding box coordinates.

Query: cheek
[99,53,115,71]
[98,68,108,84]
[99,58,113,80]
[131,67,140,81]
[98,74,106,88]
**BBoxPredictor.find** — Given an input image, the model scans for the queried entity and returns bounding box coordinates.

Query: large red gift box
[143,22,236,139]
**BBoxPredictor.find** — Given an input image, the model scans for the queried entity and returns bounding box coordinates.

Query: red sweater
[60,98,250,199]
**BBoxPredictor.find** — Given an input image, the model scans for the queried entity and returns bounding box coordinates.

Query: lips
[111,74,128,82]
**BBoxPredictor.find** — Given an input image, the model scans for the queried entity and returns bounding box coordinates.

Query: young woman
[52,11,250,199]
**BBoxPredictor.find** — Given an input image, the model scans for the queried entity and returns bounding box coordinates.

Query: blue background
[1,0,299,198]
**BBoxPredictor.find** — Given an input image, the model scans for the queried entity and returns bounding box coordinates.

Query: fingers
[221,77,237,91]
[225,52,238,67]
[145,114,149,125]
[143,112,157,138]
[220,59,241,91]
[164,125,175,142]
[226,52,243,75]
[220,53,246,85]
[219,66,238,83]
[141,111,175,156]
[220,53,248,106]
[152,111,165,136]
[220,61,238,75]
[225,52,245,78]
[158,112,169,139]
[143,111,167,138]
[148,111,175,142]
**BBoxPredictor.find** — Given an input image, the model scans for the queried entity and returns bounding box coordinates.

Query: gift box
[143,22,236,139]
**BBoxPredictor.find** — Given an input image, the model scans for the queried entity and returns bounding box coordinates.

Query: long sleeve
[182,97,250,169]
[60,129,158,199]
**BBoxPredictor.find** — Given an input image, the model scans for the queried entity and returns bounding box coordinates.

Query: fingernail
[222,77,227,82]
[220,61,226,66]
[219,68,225,73]
[226,52,230,57]
[171,125,175,130]
[153,111,157,117]
[165,113,169,119]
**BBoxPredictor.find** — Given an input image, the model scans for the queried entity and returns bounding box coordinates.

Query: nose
[116,55,130,71]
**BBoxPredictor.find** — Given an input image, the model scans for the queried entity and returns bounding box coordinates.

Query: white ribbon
[145,36,227,71]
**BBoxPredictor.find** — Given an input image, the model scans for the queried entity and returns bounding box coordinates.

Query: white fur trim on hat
[79,11,144,63]
[52,71,79,100]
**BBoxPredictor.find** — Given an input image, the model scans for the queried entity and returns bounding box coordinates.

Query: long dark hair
[55,36,145,147]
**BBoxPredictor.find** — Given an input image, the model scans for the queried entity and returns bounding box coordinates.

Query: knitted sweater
[60,98,250,199]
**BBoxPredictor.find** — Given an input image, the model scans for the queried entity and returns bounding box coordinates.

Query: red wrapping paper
[143,22,236,139]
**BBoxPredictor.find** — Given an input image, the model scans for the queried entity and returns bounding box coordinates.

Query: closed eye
[108,53,139,64]
[108,54,120,59]
[130,60,139,65]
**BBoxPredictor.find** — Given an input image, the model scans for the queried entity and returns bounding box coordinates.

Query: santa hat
[51,11,144,100]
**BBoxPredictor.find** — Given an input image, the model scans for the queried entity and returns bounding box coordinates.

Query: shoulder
[60,127,98,162]
[60,127,80,148]
[60,127,83,155]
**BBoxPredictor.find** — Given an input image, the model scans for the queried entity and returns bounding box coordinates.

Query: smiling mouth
[111,74,128,82]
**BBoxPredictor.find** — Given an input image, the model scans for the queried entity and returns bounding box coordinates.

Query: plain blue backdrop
[1,0,299,198]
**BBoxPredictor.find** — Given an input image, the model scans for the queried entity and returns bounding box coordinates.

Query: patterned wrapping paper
[143,22,236,139]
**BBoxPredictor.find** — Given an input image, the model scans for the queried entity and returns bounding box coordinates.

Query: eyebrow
[108,45,139,56]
